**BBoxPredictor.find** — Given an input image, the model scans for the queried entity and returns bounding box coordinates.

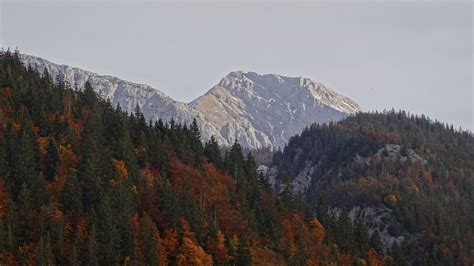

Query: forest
[272,109,474,265]
[0,50,396,265]
[2,49,472,265]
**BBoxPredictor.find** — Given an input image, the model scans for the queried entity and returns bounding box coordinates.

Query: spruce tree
[235,236,252,266]
[17,183,33,244]
[44,135,59,181]
[336,209,354,253]
[353,218,370,256]
[370,230,383,254]
[95,194,120,264]
[88,224,99,266]
[204,136,223,169]
[60,171,82,214]
[225,140,244,181]
[0,136,6,179]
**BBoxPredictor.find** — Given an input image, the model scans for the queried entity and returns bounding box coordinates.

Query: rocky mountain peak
[21,54,361,150]
[193,71,361,149]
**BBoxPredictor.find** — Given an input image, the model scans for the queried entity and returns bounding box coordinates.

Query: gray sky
[1,1,473,131]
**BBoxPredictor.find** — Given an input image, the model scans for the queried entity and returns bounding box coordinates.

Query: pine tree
[189,118,204,167]
[142,214,158,265]
[79,112,105,212]
[114,119,139,181]
[235,235,252,266]
[17,183,33,244]
[225,140,244,182]
[38,233,54,266]
[71,246,80,266]
[7,109,38,199]
[353,218,370,256]
[0,136,6,179]
[370,230,383,254]
[44,135,59,181]
[95,194,120,264]
[81,159,103,213]
[390,243,407,266]
[88,224,99,266]
[60,171,82,214]
[190,118,201,142]
[82,81,97,109]
[204,136,223,169]
[244,152,257,181]
[336,209,354,253]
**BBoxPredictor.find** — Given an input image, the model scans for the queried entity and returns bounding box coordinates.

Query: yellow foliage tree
[176,219,212,265]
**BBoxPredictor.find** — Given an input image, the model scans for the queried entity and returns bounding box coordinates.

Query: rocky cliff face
[21,54,227,145]
[191,71,361,149]
[22,55,361,150]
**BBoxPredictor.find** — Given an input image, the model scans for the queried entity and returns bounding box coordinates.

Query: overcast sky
[1,1,472,130]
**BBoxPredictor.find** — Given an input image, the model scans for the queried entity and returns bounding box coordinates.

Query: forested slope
[0,50,387,265]
[271,110,474,265]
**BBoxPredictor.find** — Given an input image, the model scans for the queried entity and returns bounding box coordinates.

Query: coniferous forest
[0,50,386,265]
[0,50,472,265]
[271,111,474,265]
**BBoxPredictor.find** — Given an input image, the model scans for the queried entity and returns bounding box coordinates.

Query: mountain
[20,54,227,145]
[268,111,474,264]
[21,54,361,150]
[191,71,361,149]
[0,49,385,265]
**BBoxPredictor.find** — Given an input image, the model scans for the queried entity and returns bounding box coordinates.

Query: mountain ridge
[21,54,361,150]
[192,70,361,148]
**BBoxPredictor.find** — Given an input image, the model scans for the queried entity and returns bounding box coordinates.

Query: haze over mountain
[21,54,361,150]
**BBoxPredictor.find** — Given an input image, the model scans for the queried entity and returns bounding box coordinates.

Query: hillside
[20,54,227,146]
[269,111,474,265]
[21,54,360,150]
[0,49,383,265]
[191,71,361,149]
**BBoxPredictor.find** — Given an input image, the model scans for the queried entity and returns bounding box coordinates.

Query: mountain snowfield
[21,54,361,150]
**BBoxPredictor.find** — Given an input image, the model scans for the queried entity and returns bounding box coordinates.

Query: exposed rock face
[22,55,361,150]
[191,71,361,149]
[354,144,428,166]
[330,206,405,251]
[21,54,227,145]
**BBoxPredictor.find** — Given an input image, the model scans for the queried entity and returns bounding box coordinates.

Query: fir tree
[44,135,59,181]
[60,171,82,214]
[235,236,252,266]
[204,136,223,169]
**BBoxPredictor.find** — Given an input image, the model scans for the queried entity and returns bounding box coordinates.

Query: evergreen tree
[0,136,6,179]
[44,135,59,181]
[190,118,201,142]
[142,214,158,265]
[336,209,354,253]
[17,183,33,244]
[225,140,244,182]
[204,136,223,169]
[38,233,54,266]
[353,218,370,256]
[88,224,99,266]
[95,194,120,264]
[244,152,257,181]
[390,243,407,266]
[82,81,97,109]
[60,171,82,214]
[7,109,40,201]
[235,236,252,266]
[370,230,383,254]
